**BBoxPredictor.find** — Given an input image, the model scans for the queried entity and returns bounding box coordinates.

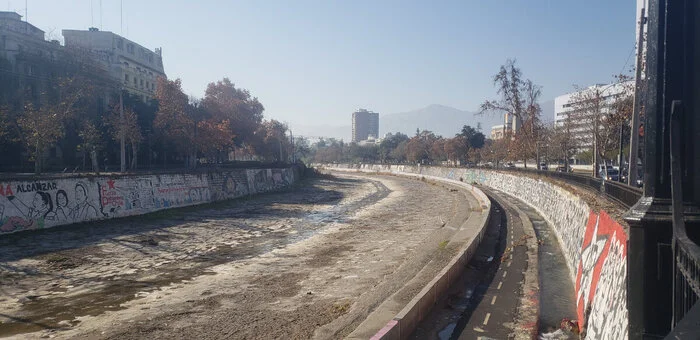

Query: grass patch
[438,240,449,249]
[331,301,352,316]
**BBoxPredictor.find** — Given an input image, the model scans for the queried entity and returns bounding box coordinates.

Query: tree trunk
[131,142,138,170]
[91,149,100,175]
[34,140,41,174]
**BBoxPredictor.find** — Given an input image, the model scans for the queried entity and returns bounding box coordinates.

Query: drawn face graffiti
[224,177,235,193]
[32,192,44,210]
[75,184,87,204]
[56,190,68,208]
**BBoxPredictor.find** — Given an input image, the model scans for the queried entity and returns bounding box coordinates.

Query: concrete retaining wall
[0,167,301,235]
[321,164,628,339]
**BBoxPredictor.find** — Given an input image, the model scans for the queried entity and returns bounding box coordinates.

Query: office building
[63,28,166,101]
[554,81,633,155]
[352,109,379,143]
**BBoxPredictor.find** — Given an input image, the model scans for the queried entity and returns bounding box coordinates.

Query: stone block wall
[322,163,628,339]
[0,167,300,235]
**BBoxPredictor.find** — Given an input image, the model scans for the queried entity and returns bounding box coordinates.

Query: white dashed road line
[491,295,497,305]
[483,313,491,325]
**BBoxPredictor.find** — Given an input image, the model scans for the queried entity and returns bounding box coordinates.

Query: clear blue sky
[8,0,637,128]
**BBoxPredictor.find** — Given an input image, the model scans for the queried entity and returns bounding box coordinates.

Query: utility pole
[120,91,126,173]
[628,7,646,186]
[290,129,295,163]
[618,123,624,182]
[592,88,600,178]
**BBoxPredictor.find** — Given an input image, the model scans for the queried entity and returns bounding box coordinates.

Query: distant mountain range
[380,104,499,138]
[292,101,555,142]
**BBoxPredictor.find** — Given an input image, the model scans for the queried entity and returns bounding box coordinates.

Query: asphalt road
[411,188,537,340]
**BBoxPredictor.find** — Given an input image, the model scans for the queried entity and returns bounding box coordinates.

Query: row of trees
[309,125,485,165]
[0,49,291,173]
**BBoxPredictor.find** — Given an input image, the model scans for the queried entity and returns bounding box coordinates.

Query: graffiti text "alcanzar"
[14,182,58,194]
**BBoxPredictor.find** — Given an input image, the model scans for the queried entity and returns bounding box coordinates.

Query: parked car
[506,162,516,169]
[539,162,548,171]
[556,165,571,172]
[600,167,620,181]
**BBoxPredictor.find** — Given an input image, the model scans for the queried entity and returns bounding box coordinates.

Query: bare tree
[105,103,143,170]
[480,60,543,167]
[549,121,578,170]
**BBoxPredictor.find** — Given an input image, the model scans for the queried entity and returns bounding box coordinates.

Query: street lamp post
[624,0,700,337]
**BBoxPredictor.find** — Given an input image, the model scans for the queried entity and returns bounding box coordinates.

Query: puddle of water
[539,329,578,340]
[438,323,457,340]
[525,215,577,337]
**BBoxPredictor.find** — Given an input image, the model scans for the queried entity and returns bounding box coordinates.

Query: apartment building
[352,109,379,143]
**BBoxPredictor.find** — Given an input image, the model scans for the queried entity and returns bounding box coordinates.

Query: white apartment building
[63,28,166,102]
[554,81,633,156]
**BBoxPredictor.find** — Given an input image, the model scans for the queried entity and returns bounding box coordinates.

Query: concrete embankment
[0,166,303,236]
[321,164,628,339]
[326,168,491,340]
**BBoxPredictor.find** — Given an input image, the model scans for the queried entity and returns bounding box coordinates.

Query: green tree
[378,132,409,163]
[458,125,485,149]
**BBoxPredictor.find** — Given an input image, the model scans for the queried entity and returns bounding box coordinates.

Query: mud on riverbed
[0,173,473,339]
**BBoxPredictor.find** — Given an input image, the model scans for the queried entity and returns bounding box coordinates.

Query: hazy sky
[7,0,637,128]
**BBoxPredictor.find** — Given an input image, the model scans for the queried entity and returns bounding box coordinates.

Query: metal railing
[666,101,700,338]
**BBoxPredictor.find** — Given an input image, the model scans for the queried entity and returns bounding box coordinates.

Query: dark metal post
[624,0,673,337]
[624,0,700,338]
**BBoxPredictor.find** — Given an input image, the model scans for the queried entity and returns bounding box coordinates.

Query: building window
[124,74,129,82]
[140,79,143,87]
[127,43,134,54]
[117,38,123,50]
[133,77,137,85]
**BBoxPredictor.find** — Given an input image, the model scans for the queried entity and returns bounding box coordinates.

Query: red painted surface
[574,210,628,331]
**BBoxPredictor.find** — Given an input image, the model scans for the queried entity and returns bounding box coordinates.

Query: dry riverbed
[0,172,474,339]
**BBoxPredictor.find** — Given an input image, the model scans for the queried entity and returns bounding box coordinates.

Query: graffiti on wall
[247,169,293,194]
[575,210,628,338]
[1,168,297,235]
[208,170,250,201]
[0,180,103,233]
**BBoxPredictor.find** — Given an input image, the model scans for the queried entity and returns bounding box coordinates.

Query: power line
[619,44,636,76]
